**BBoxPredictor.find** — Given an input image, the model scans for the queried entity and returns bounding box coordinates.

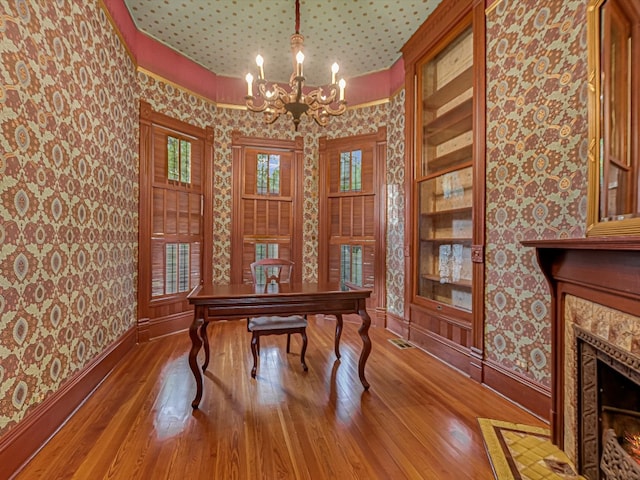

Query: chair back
[250,258,294,286]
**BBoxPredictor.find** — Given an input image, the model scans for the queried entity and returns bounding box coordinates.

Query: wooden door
[318,128,387,326]
[138,101,213,340]
[231,133,303,284]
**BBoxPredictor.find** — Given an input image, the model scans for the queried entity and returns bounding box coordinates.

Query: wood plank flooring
[15,316,545,479]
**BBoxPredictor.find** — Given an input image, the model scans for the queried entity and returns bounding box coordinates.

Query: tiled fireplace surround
[568,297,640,479]
[525,237,640,479]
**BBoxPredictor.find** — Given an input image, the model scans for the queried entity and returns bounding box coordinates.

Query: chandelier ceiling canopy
[244,0,347,130]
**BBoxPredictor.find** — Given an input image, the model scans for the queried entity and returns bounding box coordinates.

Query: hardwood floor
[16,316,545,479]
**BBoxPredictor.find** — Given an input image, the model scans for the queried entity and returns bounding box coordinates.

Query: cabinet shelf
[420,236,472,244]
[421,206,472,217]
[423,66,473,110]
[427,145,472,173]
[422,274,472,288]
[423,97,473,146]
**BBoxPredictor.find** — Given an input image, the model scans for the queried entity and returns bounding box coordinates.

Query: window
[164,243,191,295]
[178,243,190,292]
[168,136,191,183]
[340,244,363,286]
[339,150,362,192]
[255,243,279,284]
[165,244,177,294]
[255,243,279,261]
[256,153,280,195]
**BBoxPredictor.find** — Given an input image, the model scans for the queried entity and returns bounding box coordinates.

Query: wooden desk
[186,282,373,408]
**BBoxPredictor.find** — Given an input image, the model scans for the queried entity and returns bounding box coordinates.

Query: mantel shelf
[522,236,640,251]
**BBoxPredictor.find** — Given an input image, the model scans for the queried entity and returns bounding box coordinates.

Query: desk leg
[189,308,204,409]
[200,322,210,372]
[334,314,343,359]
[357,304,372,390]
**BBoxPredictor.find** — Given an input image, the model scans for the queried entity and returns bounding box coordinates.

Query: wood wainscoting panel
[409,303,471,375]
[0,328,137,480]
[386,311,410,338]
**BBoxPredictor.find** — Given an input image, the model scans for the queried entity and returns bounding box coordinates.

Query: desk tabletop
[187,282,371,302]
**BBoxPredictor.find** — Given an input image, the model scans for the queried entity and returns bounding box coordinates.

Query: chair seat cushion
[248,315,307,331]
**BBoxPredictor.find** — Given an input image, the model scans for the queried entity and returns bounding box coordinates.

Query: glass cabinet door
[415,25,473,311]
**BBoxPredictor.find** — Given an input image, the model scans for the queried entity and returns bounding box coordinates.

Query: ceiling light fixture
[244,0,347,131]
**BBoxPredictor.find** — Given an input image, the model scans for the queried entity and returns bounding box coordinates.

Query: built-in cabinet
[402,0,485,380]
[417,23,474,312]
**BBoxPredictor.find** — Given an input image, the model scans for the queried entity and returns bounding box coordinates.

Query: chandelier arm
[256,81,286,99]
[322,102,347,116]
[263,110,281,124]
[304,91,346,116]
[305,87,339,107]
[308,103,347,117]
[309,110,330,127]
[245,97,270,113]
[305,98,326,113]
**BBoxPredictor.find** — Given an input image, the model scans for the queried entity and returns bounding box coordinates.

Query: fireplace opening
[599,362,640,468]
[577,328,640,480]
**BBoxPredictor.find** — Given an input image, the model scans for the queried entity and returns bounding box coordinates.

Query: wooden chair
[248,258,308,378]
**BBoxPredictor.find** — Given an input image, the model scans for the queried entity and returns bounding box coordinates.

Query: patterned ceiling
[123,0,442,85]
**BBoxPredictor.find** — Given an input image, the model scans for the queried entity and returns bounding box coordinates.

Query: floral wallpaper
[385,90,406,318]
[0,1,138,435]
[485,0,588,387]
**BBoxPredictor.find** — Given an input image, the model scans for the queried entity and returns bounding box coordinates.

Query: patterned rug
[478,418,586,480]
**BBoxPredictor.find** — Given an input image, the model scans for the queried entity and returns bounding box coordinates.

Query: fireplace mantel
[522,237,640,448]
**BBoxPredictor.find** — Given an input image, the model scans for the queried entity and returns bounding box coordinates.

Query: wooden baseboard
[0,327,137,479]
[386,311,409,338]
[483,358,551,421]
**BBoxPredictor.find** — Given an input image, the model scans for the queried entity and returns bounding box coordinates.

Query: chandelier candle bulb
[245,73,253,96]
[256,55,264,80]
[296,51,304,77]
[339,78,346,101]
[331,63,339,84]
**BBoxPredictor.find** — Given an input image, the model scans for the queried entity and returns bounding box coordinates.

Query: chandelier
[244,0,346,130]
